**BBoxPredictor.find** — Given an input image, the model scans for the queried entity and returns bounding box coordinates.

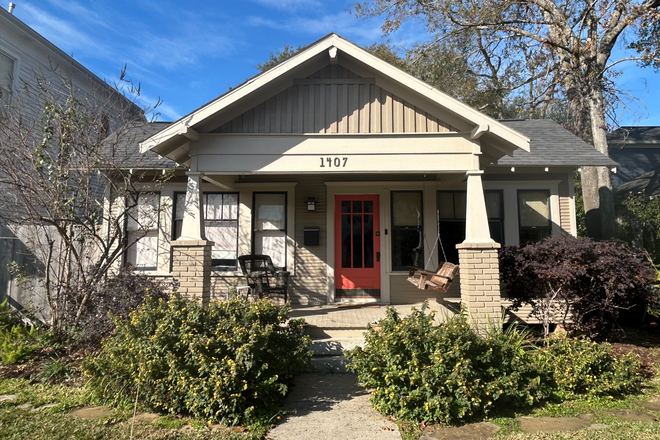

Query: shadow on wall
[0,224,46,318]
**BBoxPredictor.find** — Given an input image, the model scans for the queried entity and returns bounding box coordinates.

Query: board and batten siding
[217,66,455,135]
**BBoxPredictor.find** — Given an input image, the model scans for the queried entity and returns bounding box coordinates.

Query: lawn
[0,378,264,440]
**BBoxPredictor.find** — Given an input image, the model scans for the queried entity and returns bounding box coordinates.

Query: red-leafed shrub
[500,235,657,339]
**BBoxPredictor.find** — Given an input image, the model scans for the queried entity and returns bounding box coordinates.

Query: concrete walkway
[267,373,400,440]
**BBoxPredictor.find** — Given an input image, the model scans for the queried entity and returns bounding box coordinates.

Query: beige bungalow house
[135,33,615,325]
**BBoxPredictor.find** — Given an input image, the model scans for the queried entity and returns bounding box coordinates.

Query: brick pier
[171,239,213,304]
[457,242,502,333]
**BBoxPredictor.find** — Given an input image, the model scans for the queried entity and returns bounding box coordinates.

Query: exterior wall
[143,168,576,307]
[0,11,134,129]
[217,65,455,135]
[482,170,576,243]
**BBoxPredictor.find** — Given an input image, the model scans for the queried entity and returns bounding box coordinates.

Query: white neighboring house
[0,5,144,315]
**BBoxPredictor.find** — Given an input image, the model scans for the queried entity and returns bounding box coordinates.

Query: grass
[483,378,660,439]
[0,378,266,440]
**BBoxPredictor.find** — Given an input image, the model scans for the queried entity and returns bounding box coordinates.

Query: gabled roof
[608,126,660,146]
[102,122,179,169]
[140,33,530,158]
[496,119,616,167]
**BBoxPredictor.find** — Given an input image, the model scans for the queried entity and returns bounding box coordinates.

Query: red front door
[335,195,381,299]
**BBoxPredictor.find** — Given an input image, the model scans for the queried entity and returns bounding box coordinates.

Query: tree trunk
[582,87,615,239]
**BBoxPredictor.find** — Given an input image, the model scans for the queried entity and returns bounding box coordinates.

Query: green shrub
[0,325,41,364]
[0,299,21,331]
[537,335,643,399]
[85,295,311,426]
[346,305,549,424]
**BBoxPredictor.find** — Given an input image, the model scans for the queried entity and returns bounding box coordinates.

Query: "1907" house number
[319,157,348,168]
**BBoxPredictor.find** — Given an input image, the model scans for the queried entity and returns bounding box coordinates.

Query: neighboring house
[608,126,660,190]
[0,6,143,313]
[125,33,613,325]
[608,126,660,197]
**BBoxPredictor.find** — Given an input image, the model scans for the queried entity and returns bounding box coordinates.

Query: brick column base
[171,240,213,304]
[457,242,502,334]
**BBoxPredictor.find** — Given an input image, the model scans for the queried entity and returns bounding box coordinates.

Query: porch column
[458,171,501,334]
[171,172,212,303]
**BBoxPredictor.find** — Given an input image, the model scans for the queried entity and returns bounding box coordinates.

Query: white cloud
[246,12,384,44]
[18,3,110,57]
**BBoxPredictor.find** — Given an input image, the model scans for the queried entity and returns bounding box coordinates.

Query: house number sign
[319,157,348,168]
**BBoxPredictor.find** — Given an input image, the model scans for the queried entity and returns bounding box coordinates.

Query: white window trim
[0,45,20,106]
[483,181,561,246]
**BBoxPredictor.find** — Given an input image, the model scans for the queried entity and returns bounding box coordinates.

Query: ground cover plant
[85,295,311,427]
[500,235,657,339]
[346,304,646,427]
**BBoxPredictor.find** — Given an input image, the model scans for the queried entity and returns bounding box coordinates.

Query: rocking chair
[238,255,289,302]
[407,262,459,293]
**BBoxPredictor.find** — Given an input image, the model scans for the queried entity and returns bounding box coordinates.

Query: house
[608,126,660,195]
[127,33,614,325]
[0,5,144,315]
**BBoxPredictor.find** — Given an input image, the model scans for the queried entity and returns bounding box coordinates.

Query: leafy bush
[0,325,41,364]
[536,335,643,399]
[0,299,21,331]
[500,235,657,339]
[62,266,171,346]
[85,295,311,425]
[346,305,549,424]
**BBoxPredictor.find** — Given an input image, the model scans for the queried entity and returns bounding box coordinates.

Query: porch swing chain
[422,179,447,271]
[424,208,447,270]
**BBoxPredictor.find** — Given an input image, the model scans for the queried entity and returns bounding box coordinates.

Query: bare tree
[354,0,660,238]
[0,64,171,337]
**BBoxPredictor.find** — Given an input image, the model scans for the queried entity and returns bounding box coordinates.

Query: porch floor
[288,299,459,329]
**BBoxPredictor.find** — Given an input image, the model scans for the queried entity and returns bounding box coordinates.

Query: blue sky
[10,0,660,126]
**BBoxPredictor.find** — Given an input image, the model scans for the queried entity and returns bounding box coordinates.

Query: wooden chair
[407,262,459,293]
[238,255,289,302]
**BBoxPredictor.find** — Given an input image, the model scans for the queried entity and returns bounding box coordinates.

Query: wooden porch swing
[406,210,459,293]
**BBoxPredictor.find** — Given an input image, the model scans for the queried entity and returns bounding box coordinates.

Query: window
[437,190,504,263]
[391,191,423,271]
[0,52,14,106]
[253,192,287,270]
[518,190,551,243]
[174,192,239,268]
[126,192,160,270]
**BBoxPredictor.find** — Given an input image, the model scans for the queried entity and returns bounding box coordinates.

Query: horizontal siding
[558,178,572,234]
[291,175,327,305]
[218,66,454,135]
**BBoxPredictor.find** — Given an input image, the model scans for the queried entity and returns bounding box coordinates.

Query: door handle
[376,252,380,262]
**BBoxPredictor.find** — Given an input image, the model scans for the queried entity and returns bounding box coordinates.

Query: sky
[8,0,660,126]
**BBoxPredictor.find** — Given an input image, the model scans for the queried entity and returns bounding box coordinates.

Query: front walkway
[288,299,458,329]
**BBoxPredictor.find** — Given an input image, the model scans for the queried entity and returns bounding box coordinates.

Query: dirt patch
[609,326,660,376]
[0,346,91,384]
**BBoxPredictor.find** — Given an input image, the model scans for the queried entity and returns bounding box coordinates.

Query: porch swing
[406,209,459,293]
